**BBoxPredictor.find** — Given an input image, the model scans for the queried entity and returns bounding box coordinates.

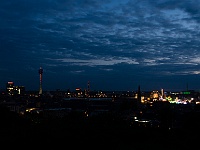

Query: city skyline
[1,0,200,91]
[1,72,195,93]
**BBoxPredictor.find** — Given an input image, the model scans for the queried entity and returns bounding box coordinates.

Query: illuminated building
[150,91,161,101]
[161,88,164,98]
[6,81,14,95]
[38,67,43,95]
[6,82,25,95]
[75,88,83,97]
[15,86,25,95]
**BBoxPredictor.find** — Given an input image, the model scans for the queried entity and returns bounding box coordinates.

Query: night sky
[1,0,200,92]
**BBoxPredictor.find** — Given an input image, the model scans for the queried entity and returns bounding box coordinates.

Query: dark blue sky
[1,0,200,92]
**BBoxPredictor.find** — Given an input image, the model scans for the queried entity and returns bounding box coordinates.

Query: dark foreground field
[0,105,199,149]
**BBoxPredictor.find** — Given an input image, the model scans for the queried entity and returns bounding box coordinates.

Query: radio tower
[38,67,43,95]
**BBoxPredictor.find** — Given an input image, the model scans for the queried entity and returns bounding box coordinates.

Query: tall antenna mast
[38,67,43,95]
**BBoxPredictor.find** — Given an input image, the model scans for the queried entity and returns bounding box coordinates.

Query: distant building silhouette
[137,85,141,104]
[87,81,90,97]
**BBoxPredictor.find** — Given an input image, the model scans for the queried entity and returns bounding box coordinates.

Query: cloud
[1,0,200,91]
[51,56,139,66]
